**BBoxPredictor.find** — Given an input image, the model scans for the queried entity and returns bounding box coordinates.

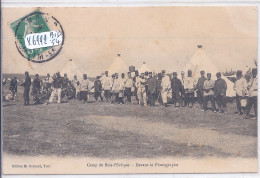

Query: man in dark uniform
[214,72,227,113]
[171,72,183,107]
[32,74,41,104]
[94,76,103,102]
[9,77,18,100]
[195,71,206,108]
[21,71,31,106]
[147,73,158,106]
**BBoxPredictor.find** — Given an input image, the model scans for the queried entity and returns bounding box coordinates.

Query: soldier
[233,70,247,115]
[184,70,196,108]
[47,72,63,104]
[101,71,112,102]
[202,73,216,112]
[125,72,134,104]
[32,74,41,104]
[94,76,103,102]
[214,72,227,113]
[20,71,31,106]
[9,77,18,101]
[171,72,183,107]
[147,73,158,106]
[195,71,206,108]
[79,74,92,103]
[161,70,171,107]
[136,73,147,106]
[245,68,257,119]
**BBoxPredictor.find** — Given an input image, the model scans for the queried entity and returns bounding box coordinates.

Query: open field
[2,84,257,159]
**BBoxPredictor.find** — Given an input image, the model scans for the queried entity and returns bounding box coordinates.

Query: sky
[2,6,258,77]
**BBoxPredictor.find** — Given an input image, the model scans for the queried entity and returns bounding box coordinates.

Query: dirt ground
[2,85,257,159]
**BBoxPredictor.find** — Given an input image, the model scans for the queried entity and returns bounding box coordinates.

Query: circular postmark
[12,11,65,63]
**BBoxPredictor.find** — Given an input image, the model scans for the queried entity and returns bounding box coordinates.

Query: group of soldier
[5,67,257,120]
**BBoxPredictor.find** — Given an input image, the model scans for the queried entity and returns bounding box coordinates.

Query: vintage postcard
[1,6,258,174]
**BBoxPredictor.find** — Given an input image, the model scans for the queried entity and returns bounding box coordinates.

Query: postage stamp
[10,10,64,63]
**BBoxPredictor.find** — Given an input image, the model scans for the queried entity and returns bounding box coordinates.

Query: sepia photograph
[1,6,258,174]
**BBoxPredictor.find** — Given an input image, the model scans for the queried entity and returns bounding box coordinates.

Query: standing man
[47,72,63,104]
[101,71,112,102]
[94,76,103,102]
[171,72,183,107]
[136,73,147,106]
[125,72,133,104]
[156,73,163,106]
[79,74,91,103]
[32,74,41,104]
[233,70,247,115]
[245,68,257,119]
[214,72,227,113]
[161,70,171,107]
[9,77,18,101]
[147,73,158,106]
[133,70,139,103]
[184,70,196,108]
[21,71,31,106]
[72,75,80,99]
[42,73,52,93]
[195,71,206,108]
[203,73,216,112]
[118,73,126,104]
[112,73,120,104]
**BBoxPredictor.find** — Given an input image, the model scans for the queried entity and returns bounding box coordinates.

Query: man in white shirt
[245,68,257,119]
[112,73,120,104]
[136,73,147,106]
[233,70,247,115]
[101,71,112,102]
[184,70,196,107]
[202,73,216,112]
[80,74,91,103]
[161,70,171,107]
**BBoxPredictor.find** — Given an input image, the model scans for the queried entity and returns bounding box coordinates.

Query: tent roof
[60,59,83,80]
[138,62,151,73]
[108,55,128,75]
[183,47,236,97]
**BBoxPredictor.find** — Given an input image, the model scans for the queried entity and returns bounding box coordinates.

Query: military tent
[61,59,83,80]
[108,54,128,75]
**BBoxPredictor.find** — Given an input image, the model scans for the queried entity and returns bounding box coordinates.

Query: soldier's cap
[141,72,145,75]
[207,73,211,76]
[83,74,87,77]
[145,71,148,75]
[25,71,29,75]
[237,70,242,75]
[252,68,257,73]
[181,71,185,74]
[216,72,221,76]
[200,71,205,74]
[173,72,177,75]
[149,72,152,74]
[162,70,166,73]
[128,72,131,74]
[35,74,39,77]
[105,71,108,74]
[64,73,67,76]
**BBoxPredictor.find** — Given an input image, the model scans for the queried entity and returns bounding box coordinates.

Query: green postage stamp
[10,10,64,63]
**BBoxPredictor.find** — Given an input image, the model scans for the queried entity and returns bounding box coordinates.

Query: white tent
[61,59,83,80]
[108,54,128,75]
[183,46,236,97]
[138,62,151,74]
